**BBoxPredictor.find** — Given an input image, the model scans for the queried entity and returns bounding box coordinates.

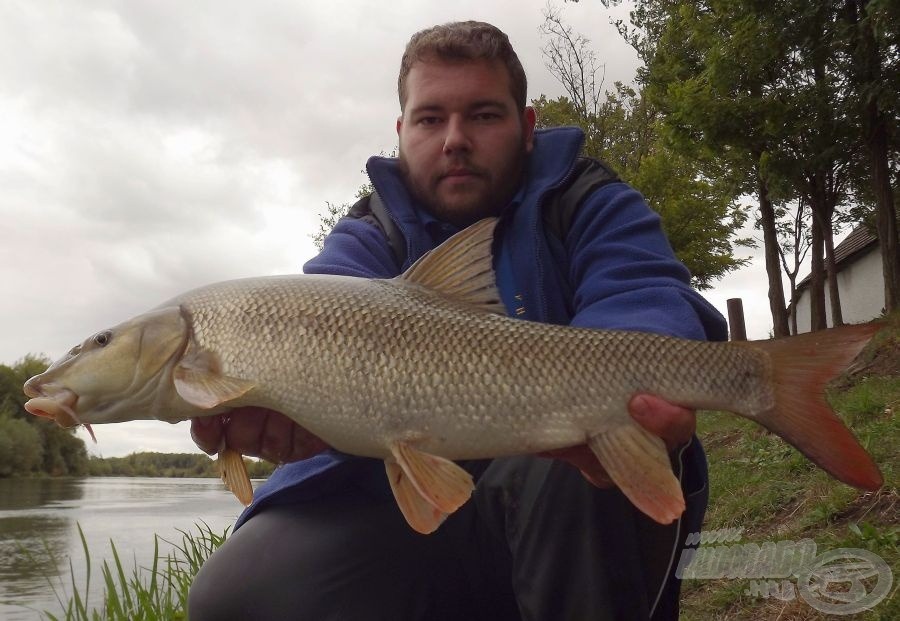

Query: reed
[41,522,228,621]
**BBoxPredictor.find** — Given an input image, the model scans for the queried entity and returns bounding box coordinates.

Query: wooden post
[727,298,747,341]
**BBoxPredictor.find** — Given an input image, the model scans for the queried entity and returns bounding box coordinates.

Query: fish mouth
[23,386,96,442]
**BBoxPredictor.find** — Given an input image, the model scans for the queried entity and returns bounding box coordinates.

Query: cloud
[4,0,787,462]
[78,420,202,458]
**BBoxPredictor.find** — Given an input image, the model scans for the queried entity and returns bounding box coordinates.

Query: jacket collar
[364,126,585,267]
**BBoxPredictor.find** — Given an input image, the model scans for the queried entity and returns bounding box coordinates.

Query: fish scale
[23,217,883,534]
[171,273,766,460]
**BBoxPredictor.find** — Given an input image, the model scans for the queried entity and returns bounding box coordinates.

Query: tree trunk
[810,216,828,331]
[788,275,798,335]
[868,104,900,314]
[808,32,844,327]
[758,169,790,337]
[823,223,844,326]
[810,176,844,327]
[854,0,900,313]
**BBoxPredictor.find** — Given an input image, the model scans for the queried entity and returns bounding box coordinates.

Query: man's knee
[187,493,483,620]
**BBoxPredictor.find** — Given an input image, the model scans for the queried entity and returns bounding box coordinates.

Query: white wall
[794,247,885,333]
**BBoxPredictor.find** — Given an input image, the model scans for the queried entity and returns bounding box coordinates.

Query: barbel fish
[23,218,883,533]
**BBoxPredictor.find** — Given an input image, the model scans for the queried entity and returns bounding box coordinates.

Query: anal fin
[218,448,254,506]
[587,424,685,524]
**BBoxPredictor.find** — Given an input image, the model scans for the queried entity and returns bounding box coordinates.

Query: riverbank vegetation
[86,452,275,478]
[1,355,88,477]
[35,522,227,621]
[0,355,275,479]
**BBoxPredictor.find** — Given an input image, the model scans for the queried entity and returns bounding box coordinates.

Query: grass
[35,522,228,621]
[680,320,899,620]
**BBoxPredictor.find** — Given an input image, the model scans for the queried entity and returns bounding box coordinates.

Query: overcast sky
[2,1,788,457]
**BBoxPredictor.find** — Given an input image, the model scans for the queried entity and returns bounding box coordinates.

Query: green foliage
[0,417,44,476]
[0,356,277,480]
[88,453,218,478]
[86,452,276,479]
[628,147,752,289]
[312,150,396,251]
[535,11,753,289]
[39,423,89,476]
[311,201,353,251]
[617,0,900,326]
[0,354,51,420]
[0,356,89,477]
[36,522,228,620]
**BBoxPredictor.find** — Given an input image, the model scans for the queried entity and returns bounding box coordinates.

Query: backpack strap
[346,192,407,269]
[343,157,620,275]
[542,157,621,242]
[541,157,622,319]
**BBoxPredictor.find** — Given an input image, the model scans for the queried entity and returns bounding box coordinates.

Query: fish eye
[93,331,112,347]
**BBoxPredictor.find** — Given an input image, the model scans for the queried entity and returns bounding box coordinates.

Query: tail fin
[740,322,883,491]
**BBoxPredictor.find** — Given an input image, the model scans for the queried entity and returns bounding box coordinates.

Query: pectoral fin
[174,346,255,409]
[385,442,474,533]
[218,448,254,506]
[587,424,685,524]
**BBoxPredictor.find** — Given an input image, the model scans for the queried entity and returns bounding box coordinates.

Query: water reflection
[0,477,84,511]
[0,515,70,596]
[0,477,242,621]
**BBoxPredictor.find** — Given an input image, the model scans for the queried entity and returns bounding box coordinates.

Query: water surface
[0,477,243,620]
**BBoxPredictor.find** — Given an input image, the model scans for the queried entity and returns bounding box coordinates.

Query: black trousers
[188,448,707,621]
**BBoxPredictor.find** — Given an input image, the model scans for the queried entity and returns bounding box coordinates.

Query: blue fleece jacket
[233,127,727,529]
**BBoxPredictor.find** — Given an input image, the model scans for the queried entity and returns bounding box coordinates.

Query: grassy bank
[681,320,899,619]
[36,523,227,621]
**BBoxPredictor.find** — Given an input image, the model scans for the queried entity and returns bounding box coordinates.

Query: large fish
[23,218,883,534]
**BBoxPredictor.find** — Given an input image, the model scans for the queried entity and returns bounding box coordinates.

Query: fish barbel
[23,218,883,533]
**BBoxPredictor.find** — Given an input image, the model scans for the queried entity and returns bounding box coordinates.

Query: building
[793,226,884,333]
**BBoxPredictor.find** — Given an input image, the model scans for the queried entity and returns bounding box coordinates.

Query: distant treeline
[1,355,275,479]
[87,451,276,478]
[1,355,89,477]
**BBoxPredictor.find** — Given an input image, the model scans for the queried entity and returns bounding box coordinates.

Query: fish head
[23,307,190,426]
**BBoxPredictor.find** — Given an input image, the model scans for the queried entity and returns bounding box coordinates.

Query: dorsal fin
[397,217,506,315]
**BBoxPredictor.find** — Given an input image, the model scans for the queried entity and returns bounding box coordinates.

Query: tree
[312,201,354,251]
[540,6,607,139]
[602,0,898,331]
[774,198,813,334]
[635,1,800,336]
[537,7,751,291]
[843,0,900,313]
[0,355,89,476]
[0,418,44,476]
[312,151,395,250]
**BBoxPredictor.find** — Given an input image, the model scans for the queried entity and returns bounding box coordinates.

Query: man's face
[397,58,536,227]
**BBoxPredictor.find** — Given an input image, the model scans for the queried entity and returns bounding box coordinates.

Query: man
[188,21,726,620]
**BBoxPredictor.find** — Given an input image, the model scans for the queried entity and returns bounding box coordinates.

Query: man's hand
[190,407,329,464]
[538,394,695,487]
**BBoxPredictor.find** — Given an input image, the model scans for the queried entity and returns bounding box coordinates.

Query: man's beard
[397,144,528,228]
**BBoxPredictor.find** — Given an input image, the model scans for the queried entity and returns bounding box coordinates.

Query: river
[0,477,244,620]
